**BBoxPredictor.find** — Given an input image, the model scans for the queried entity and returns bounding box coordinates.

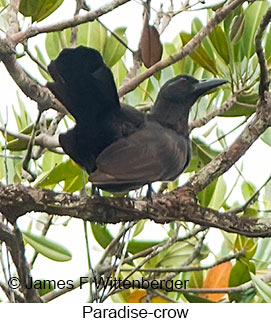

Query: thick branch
[7,0,20,35]
[186,93,271,193]
[0,184,270,237]
[0,38,67,114]
[10,0,132,44]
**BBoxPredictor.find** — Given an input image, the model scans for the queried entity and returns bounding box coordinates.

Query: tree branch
[0,38,67,114]
[7,0,20,36]
[118,0,246,97]
[186,94,271,193]
[189,91,239,132]
[255,6,271,100]
[0,184,271,237]
[0,222,42,302]
[10,0,132,44]
[119,250,245,274]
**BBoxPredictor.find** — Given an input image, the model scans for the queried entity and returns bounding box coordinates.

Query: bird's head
[158,74,228,106]
[151,74,228,132]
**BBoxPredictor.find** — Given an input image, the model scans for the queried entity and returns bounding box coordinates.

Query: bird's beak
[194,78,228,96]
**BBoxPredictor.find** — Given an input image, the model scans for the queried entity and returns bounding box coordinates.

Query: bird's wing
[89,123,190,187]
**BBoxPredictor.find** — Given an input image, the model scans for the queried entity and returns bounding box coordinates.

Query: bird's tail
[47,46,120,124]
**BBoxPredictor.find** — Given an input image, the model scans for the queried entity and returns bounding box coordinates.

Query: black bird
[47,46,227,193]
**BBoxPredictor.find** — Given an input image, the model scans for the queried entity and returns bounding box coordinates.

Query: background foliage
[0,0,271,303]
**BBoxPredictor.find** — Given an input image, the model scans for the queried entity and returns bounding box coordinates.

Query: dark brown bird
[47,46,227,193]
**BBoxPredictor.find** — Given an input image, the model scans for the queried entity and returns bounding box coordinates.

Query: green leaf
[208,176,227,210]
[77,21,107,53]
[251,273,271,303]
[103,27,127,67]
[209,25,229,64]
[241,1,269,59]
[179,32,218,75]
[167,178,179,192]
[19,0,64,22]
[5,138,28,151]
[223,5,243,35]
[42,151,63,173]
[132,220,147,238]
[127,239,160,254]
[4,123,33,151]
[45,29,71,60]
[265,25,271,60]
[228,260,255,302]
[241,181,257,202]
[254,238,271,269]
[37,280,54,296]
[91,223,114,249]
[13,92,31,131]
[229,14,245,45]
[37,159,84,192]
[235,236,257,260]
[112,59,128,88]
[140,76,155,102]
[192,17,215,60]
[90,223,161,254]
[261,127,271,147]
[229,261,255,287]
[158,240,208,268]
[186,137,220,173]
[22,231,72,262]
[243,207,258,218]
[220,92,257,117]
[184,293,215,303]
[64,173,87,193]
[187,270,203,289]
[164,43,183,75]
[263,180,271,210]
[35,45,51,81]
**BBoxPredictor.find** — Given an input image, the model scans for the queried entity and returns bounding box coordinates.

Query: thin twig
[189,91,239,132]
[0,126,59,149]
[255,6,271,100]
[225,174,271,215]
[119,250,244,273]
[24,46,48,73]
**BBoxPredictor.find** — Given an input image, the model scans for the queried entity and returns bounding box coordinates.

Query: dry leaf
[200,261,232,301]
[139,10,163,68]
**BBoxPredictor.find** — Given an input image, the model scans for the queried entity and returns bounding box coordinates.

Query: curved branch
[0,38,67,114]
[0,184,270,237]
[255,6,271,100]
[186,94,271,193]
[0,223,42,302]
[10,0,132,44]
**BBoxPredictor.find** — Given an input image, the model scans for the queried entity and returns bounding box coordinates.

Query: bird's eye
[179,78,187,84]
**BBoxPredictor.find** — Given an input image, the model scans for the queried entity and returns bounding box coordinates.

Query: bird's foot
[146,184,155,213]
[146,183,154,203]
[91,185,101,197]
